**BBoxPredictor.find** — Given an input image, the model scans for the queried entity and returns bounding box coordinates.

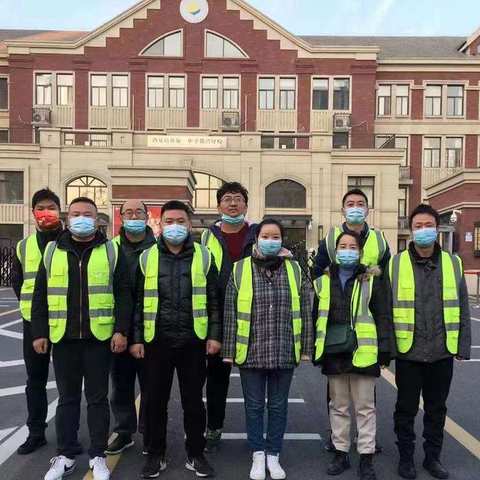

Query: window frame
[0,129,8,143]
[90,74,108,107]
[146,75,165,108]
[35,72,53,106]
[424,84,443,117]
[201,77,219,110]
[204,30,248,59]
[258,77,276,111]
[66,175,108,208]
[398,186,408,218]
[377,84,392,117]
[193,172,224,210]
[423,137,442,168]
[56,73,74,107]
[347,176,375,208]
[111,74,129,108]
[0,170,24,204]
[140,29,184,57]
[446,85,464,117]
[168,76,186,109]
[265,179,307,209]
[312,78,329,111]
[279,77,296,111]
[333,78,351,111]
[445,137,464,168]
[0,76,8,111]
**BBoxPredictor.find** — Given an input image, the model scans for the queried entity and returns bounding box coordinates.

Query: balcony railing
[398,217,409,231]
[0,203,24,223]
[422,167,461,187]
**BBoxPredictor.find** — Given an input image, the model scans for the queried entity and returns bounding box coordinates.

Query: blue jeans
[240,368,294,454]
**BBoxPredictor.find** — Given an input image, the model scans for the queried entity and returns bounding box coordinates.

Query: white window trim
[311,75,353,113]
[139,29,184,57]
[422,135,466,169]
[375,134,410,166]
[204,29,249,59]
[260,132,298,150]
[257,75,298,112]
[144,73,187,113]
[0,74,9,111]
[33,71,76,110]
[88,72,130,109]
[199,74,241,111]
[375,81,413,118]
[422,81,468,120]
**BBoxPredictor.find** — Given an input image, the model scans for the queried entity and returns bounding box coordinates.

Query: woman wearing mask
[223,219,313,480]
[313,232,395,480]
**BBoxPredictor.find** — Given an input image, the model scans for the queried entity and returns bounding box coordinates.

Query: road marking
[465,359,480,362]
[221,433,321,440]
[202,398,305,404]
[0,329,22,340]
[0,308,20,318]
[0,359,24,368]
[230,373,240,377]
[0,318,22,329]
[0,381,56,398]
[0,427,17,442]
[382,369,480,460]
[471,317,480,322]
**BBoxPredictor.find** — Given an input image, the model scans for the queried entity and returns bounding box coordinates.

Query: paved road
[0,288,478,479]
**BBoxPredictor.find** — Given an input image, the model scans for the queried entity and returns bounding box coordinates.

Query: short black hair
[335,231,362,250]
[342,189,369,207]
[119,201,148,215]
[256,218,285,239]
[69,196,98,211]
[161,200,191,218]
[31,188,60,209]
[217,182,249,205]
[409,203,439,229]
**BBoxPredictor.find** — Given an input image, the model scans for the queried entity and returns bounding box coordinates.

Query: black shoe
[105,434,134,455]
[423,458,449,479]
[358,454,377,480]
[17,435,47,455]
[204,429,222,453]
[324,435,336,453]
[186,454,215,477]
[327,451,351,476]
[398,458,417,479]
[141,454,167,479]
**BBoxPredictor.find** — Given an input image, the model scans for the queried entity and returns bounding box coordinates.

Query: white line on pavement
[0,318,22,329]
[221,433,321,440]
[0,329,22,340]
[471,317,480,322]
[0,427,17,443]
[202,398,305,404]
[0,308,20,318]
[0,381,56,398]
[0,360,24,368]
[230,373,240,377]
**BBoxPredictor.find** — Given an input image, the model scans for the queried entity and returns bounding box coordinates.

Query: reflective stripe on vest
[232,257,303,365]
[326,227,386,267]
[140,242,211,343]
[313,275,378,367]
[389,250,462,355]
[16,235,42,321]
[112,235,121,246]
[201,229,223,273]
[44,240,118,343]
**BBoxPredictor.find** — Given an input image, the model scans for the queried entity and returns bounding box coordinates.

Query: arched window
[66,176,108,208]
[141,30,183,57]
[266,180,306,209]
[205,31,247,58]
[194,172,224,209]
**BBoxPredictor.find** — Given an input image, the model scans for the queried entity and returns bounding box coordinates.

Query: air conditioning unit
[333,113,351,131]
[32,107,51,126]
[221,111,240,131]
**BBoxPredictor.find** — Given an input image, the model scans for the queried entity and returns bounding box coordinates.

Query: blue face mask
[69,216,96,238]
[413,227,438,248]
[162,224,189,246]
[258,239,282,257]
[123,219,147,235]
[345,207,367,225]
[336,249,360,268]
[222,213,245,225]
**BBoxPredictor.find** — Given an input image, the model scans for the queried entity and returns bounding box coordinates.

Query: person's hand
[129,343,145,359]
[33,338,49,354]
[207,340,222,355]
[378,352,391,368]
[301,354,311,362]
[223,357,234,364]
[111,333,127,353]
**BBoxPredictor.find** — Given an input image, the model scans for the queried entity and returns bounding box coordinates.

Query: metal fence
[0,239,15,287]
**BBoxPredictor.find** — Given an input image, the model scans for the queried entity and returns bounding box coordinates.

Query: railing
[0,204,24,223]
[398,217,409,231]
[0,244,15,287]
[90,107,130,129]
[51,106,74,128]
[422,167,461,187]
[400,166,411,180]
[146,108,187,130]
[311,110,332,133]
[257,110,297,131]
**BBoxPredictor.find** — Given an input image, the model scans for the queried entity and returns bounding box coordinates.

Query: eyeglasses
[122,209,148,220]
[220,196,245,205]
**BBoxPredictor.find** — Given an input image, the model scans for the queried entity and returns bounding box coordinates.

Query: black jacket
[31,230,132,341]
[132,236,221,347]
[313,264,396,377]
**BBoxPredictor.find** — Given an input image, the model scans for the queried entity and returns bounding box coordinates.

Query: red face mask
[34,210,61,230]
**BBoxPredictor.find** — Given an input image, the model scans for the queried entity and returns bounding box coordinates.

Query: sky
[1,0,479,37]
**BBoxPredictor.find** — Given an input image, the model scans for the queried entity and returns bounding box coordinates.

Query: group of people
[12,182,471,480]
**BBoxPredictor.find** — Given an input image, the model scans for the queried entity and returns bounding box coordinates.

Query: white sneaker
[89,456,110,480]
[44,456,76,480]
[250,451,266,480]
[267,454,286,480]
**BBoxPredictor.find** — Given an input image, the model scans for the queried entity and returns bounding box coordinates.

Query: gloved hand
[378,352,391,368]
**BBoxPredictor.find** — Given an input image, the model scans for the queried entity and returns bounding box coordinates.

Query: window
[0,171,23,204]
[0,78,7,110]
[397,238,407,252]
[112,75,128,107]
[278,136,295,149]
[147,76,164,108]
[89,133,110,147]
[205,32,246,58]
[35,73,52,106]
[202,77,218,109]
[377,85,391,116]
[0,130,8,143]
[347,177,375,208]
[446,137,463,168]
[56,74,73,106]
[474,222,480,255]
[266,180,306,209]
[312,78,328,110]
[447,85,464,117]
[223,77,239,109]
[259,78,275,110]
[398,187,408,218]
[261,134,275,149]
[333,78,350,110]
[142,31,183,56]
[66,176,107,207]
[425,85,442,116]
[91,75,107,107]
[63,132,75,145]
[194,172,224,209]
[333,132,349,149]
[396,85,409,116]
[423,137,441,168]
[395,136,409,166]
[169,77,185,108]
[279,78,296,110]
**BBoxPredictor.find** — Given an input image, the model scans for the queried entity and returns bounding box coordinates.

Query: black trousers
[144,340,207,457]
[23,320,51,437]
[206,354,232,430]
[394,357,454,460]
[110,351,146,436]
[52,339,111,459]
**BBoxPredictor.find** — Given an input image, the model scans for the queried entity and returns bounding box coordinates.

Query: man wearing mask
[31,197,132,480]
[12,188,63,455]
[389,204,471,480]
[106,200,156,455]
[201,182,257,452]
[130,200,221,479]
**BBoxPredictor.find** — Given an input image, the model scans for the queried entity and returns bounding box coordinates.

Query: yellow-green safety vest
[140,242,211,343]
[16,234,42,321]
[201,229,223,273]
[313,275,378,367]
[232,256,303,365]
[43,240,118,343]
[326,227,387,267]
[389,250,462,355]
